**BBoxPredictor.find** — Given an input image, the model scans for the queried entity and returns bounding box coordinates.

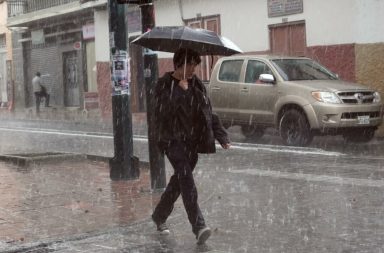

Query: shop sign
[268,0,303,17]
[31,29,45,45]
[82,24,95,40]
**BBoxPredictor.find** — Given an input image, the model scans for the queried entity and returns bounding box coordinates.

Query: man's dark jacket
[154,72,229,154]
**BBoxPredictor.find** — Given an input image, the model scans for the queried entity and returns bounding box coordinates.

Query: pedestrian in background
[32,72,50,113]
[151,48,231,245]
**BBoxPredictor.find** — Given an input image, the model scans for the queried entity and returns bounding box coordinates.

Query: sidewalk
[0,158,160,253]
[0,153,241,253]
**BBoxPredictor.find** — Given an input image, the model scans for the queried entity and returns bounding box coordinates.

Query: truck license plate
[357,115,370,124]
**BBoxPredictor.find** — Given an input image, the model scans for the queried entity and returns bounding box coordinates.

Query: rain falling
[0,0,384,252]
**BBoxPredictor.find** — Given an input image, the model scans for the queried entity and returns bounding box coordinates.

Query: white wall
[355,0,384,44]
[304,0,358,46]
[94,9,110,62]
[153,0,384,55]
[154,0,267,54]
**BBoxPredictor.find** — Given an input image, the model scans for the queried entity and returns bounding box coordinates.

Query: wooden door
[186,15,220,81]
[270,22,306,56]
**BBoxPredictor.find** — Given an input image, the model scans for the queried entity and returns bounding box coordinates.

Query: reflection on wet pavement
[0,159,155,247]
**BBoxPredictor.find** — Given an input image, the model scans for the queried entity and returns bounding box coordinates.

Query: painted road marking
[229,169,384,188]
[0,127,343,157]
[230,142,343,156]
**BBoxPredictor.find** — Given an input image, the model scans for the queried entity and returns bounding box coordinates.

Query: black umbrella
[131,26,242,56]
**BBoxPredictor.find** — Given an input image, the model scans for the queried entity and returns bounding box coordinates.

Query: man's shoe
[152,215,170,235]
[156,222,170,235]
[196,227,211,245]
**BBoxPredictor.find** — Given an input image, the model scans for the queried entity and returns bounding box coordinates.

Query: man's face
[183,62,198,79]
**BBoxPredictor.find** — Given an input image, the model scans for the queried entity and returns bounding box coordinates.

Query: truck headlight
[311,91,342,104]
[373,92,381,103]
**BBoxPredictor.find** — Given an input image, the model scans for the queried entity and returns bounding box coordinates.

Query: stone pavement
[0,154,232,253]
[0,152,249,253]
[0,158,160,253]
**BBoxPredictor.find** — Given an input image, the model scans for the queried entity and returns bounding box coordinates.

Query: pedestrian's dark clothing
[152,140,205,235]
[32,75,50,113]
[152,72,229,235]
[154,72,229,153]
[34,90,50,113]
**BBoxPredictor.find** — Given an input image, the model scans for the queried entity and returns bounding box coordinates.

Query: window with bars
[0,34,6,48]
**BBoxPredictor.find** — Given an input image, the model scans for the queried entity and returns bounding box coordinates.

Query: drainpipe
[178,0,186,23]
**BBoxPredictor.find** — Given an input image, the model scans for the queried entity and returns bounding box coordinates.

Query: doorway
[269,21,306,56]
[0,52,7,105]
[186,15,220,81]
[63,51,80,106]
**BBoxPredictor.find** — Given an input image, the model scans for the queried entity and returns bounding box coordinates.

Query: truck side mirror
[259,74,275,84]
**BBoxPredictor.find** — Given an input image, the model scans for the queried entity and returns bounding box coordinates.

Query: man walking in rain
[151,48,231,245]
[32,72,50,113]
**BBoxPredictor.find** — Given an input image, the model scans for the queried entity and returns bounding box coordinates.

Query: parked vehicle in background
[208,55,383,146]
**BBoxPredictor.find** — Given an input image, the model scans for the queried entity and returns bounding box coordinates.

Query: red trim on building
[306,44,356,82]
[96,62,112,118]
[158,58,174,77]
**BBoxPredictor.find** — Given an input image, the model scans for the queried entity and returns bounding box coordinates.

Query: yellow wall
[355,43,384,136]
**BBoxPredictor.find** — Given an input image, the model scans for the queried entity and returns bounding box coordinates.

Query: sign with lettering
[31,29,45,45]
[82,24,95,40]
[268,0,303,17]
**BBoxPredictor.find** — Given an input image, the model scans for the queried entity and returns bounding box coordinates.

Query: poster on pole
[111,50,130,96]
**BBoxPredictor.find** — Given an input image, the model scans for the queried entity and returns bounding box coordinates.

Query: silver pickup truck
[208,55,383,146]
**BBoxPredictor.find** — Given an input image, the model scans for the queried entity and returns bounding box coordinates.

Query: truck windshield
[271,59,338,81]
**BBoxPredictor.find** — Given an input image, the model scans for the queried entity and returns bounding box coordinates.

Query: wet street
[0,120,384,252]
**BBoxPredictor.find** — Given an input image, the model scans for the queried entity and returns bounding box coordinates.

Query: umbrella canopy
[131,26,242,56]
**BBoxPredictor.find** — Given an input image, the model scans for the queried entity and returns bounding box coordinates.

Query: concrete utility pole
[108,0,139,180]
[117,0,166,189]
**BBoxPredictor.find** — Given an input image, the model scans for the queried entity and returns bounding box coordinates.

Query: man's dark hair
[173,48,201,69]
[36,72,41,77]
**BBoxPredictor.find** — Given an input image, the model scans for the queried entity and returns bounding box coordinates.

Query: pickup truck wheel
[241,125,265,140]
[342,127,375,143]
[279,109,313,146]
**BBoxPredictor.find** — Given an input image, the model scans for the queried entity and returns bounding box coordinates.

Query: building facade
[7,0,112,116]
[0,0,13,110]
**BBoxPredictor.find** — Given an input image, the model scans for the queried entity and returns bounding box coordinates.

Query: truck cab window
[245,60,272,84]
[218,60,243,82]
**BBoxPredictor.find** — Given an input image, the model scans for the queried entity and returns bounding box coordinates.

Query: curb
[0,152,86,166]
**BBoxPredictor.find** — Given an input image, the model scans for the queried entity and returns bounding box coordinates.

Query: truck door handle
[211,86,221,91]
[241,87,249,93]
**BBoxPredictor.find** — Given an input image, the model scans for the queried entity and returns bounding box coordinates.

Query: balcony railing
[8,0,79,17]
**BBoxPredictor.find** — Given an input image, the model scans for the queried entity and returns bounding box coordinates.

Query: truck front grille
[337,91,375,104]
[341,111,380,119]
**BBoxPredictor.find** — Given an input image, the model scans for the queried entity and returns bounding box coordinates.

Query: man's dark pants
[152,140,206,235]
[34,91,50,113]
